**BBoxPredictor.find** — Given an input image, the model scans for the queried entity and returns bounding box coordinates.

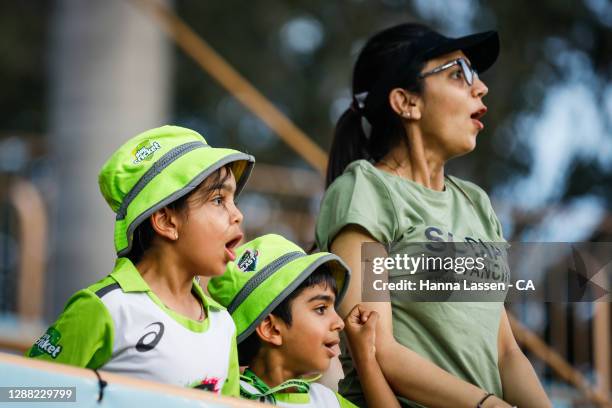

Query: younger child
[208,234,401,407]
[27,125,254,396]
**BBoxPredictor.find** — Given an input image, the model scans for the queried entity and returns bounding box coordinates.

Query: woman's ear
[389,88,421,120]
[255,315,284,347]
[149,208,180,241]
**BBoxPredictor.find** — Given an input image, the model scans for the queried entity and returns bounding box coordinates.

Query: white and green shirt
[27,258,240,396]
[239,368,357,408]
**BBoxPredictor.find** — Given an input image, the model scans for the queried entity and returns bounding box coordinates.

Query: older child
[27,125,254,396]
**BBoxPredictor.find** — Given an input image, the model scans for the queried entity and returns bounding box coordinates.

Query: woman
[315,24,551,407]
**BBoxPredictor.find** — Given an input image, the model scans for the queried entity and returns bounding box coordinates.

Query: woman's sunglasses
[418,58,478,86]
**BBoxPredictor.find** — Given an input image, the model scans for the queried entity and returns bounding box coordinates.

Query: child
[27,125,254,396]
[208,234,401,407]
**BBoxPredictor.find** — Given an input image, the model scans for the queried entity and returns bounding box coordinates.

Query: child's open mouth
[224,234,243,262]
[324,339,340,358]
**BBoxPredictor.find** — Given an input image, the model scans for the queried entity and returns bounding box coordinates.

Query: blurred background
[0,0,610,406]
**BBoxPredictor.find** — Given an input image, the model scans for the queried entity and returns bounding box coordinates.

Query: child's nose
[332,310,345,331]
[230,202,244,224]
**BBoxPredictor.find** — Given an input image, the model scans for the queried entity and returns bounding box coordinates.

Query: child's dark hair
[326,23,434,187]
[238,264,337,366]
[127,166,232,264]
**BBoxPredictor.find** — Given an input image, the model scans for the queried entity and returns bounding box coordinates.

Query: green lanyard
[239,368,321,404]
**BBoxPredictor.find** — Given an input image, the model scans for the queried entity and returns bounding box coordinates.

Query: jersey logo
[136,322,165,352]
[192,377,220,393]
[29,327,63,359]
[237,249,258,272]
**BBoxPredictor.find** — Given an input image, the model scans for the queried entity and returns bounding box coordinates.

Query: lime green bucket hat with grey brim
[99,125,255,256]
[208,234,351,343]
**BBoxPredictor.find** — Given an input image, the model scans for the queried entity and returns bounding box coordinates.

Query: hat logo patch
[133,140,162,164]
[237,249,258,272]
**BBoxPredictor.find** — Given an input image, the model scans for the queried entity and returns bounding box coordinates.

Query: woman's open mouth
[470,107,487,131]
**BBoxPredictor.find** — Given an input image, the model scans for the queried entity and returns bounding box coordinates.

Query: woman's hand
[344,304,378,361]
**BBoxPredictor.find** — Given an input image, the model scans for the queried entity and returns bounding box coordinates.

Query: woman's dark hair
[326,23,434,187]
[238,264,338,366]
[127,166,232,264]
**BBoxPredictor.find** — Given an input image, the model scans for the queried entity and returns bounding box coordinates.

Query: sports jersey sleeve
[335,392,359,408]
[316,162,398,250]
[221,333,240,397]
[26,289,114,369]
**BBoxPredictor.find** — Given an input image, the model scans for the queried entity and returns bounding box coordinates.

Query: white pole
[47,0,171,316]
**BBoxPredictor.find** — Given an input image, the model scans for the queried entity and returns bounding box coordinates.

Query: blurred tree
[0,1,50,133]
[172,0,611,220]
[0,0,609,237]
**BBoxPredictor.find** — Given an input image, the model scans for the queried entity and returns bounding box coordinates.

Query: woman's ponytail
[325,23,431,188]
[326,107,370,187]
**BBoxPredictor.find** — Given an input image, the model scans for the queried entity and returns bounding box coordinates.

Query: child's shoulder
[196,284,234,319]
[200,291,226,311]
[199,292,237,336]
[86,275,121,297]
[308,383,358,408]
[60,275,118,311]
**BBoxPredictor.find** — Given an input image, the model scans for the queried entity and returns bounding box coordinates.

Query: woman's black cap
[419,29,500,73]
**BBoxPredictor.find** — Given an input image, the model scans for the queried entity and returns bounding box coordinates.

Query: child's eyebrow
[207,182,236,193]
[307,294,335,303]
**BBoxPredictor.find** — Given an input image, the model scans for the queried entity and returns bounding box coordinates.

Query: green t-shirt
[26,258,240,396]
[316,160,507,407]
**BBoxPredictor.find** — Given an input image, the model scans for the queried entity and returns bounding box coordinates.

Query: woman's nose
[472,76,489,98]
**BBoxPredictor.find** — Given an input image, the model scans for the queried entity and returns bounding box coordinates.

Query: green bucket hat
[99,125,255,256]
[208,234,350,343]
